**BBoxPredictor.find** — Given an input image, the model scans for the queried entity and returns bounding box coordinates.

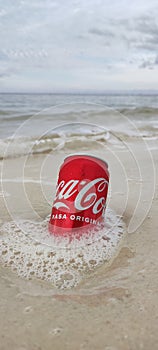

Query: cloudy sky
[0,0,158,92]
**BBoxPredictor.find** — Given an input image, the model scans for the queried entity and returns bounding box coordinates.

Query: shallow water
[0,93,158,159]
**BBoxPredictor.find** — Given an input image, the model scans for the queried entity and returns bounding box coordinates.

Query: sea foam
[0,208,125,289]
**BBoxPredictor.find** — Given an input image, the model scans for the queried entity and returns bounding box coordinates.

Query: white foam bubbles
[0,208,126,289]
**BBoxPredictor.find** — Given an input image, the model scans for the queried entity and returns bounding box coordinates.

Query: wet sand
[0,139,157,350]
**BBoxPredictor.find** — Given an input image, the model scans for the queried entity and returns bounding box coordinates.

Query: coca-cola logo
[53,177,108,214]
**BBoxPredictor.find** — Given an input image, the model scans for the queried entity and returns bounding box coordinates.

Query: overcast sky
[0,0,158,92]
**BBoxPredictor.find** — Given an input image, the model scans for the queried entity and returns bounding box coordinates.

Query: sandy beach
[0,132,157,350]
[1,0,158,346]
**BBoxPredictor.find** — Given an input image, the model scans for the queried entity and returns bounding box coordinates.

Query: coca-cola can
[49,154,109,235]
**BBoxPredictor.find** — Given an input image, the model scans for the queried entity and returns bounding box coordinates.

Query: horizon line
[0,89,158,95]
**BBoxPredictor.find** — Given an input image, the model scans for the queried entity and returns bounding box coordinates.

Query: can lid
[64,154,108,168]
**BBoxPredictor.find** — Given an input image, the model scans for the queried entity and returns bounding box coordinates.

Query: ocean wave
[0,113,33,122]
[0,123,157,160]
[0,110,13,116]
[0,130,112,160]
[0,104,158,160]
[1,105,157,122]
[119,106,158,116]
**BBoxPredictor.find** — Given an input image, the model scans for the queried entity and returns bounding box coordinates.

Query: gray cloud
[120,14,158,52]
[155,55,158,64]
[139,59,154,69]
[0,69,14,79]
[135,15,158,35]
[0,73,9,78]
[89,27,115,39]
[86,11,158,57]
[0,0,158,91]
[139,53,158,69]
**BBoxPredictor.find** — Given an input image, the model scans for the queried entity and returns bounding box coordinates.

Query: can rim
[64,154,108,168]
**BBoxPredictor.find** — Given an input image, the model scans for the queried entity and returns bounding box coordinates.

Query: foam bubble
[0,208,125,289]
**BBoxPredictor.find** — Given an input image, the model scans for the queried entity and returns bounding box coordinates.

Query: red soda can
[49,154,109,235]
